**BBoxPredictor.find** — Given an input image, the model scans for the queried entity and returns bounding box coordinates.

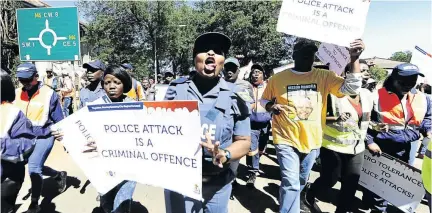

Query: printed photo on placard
[286,84,319,121]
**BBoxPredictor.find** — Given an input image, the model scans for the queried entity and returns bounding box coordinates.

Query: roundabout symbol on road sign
[28,19,67,56]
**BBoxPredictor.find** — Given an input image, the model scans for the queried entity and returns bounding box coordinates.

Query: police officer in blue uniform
[79,60,107,109]
[163,32,252,213]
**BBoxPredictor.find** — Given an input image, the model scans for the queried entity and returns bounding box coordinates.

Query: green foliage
[79,1,293,77]
[1,0,23,78]
[195,1,293,71]
[369,66,388,82]
[389,51,412,63]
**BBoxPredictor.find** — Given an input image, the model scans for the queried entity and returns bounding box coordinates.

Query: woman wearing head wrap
[163,32,252,213]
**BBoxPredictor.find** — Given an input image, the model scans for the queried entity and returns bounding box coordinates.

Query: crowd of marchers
[1,32,431,213]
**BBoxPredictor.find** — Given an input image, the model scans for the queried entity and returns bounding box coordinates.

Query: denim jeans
[62,97,72,117]
[164,182,232,213]
[275,144,318,213]
[100,181,136,213]
[28,136,59,201]
[408,140,420,165]
[246,127,269,171]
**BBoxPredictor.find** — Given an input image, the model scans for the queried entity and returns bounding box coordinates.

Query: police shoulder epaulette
[233,94,250,117]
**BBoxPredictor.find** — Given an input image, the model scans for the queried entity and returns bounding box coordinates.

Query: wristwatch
[221,148,231,163]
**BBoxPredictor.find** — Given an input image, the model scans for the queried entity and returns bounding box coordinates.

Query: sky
[45,0,432,59]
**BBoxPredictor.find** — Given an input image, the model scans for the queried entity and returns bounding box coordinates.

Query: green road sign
[16,7,80,61]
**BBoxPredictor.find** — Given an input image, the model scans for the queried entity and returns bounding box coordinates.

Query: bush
[369,66,388,82]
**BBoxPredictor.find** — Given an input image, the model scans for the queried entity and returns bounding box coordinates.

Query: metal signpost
[16,7,81,61]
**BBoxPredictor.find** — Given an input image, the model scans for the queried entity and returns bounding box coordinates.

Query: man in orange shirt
[260,39,365,213]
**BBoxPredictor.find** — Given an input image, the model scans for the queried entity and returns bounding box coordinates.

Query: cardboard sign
[359,152,425,213]
[277,0,371,47]
[410,45,432,84]
[53,96,123,194]
[84,101,203,200]
[316,43,350,75]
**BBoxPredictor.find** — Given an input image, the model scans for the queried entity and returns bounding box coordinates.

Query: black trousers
[309,147,364,213]
[1,160,26,212]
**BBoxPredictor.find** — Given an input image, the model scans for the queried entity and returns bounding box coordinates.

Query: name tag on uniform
[205,109,220,122]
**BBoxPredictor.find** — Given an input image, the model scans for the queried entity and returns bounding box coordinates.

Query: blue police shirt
[164,76,251,186]
[164,77,251,140]
[78,82,106,109]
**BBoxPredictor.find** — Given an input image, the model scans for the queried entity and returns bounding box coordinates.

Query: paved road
[15,142,429,213]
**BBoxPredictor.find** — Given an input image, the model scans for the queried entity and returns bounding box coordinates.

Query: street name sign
[16,7,81,61]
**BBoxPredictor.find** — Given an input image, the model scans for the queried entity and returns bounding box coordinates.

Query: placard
[359,152,425,213]
[410,45,432,84]
[277,0,371,47]
[84,101,203,200]
[316,43,350,75]
[52,96,122,194]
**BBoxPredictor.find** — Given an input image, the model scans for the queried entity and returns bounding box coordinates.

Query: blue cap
[83,60,106,71]
[121,63,133,70]
[224,57,240,67]
[393,63,424,77]
[16,63,37,79]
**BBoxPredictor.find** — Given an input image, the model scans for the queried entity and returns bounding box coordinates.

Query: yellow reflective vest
[423,140,431,194]
[14,85,53,126]
[323,88,373,154]
[126,78,145,101]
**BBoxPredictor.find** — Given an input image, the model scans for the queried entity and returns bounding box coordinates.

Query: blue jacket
[14,82,64,137]
[1,103,36,165]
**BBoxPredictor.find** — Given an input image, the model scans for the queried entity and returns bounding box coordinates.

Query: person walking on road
[223,57,254,194]
[42,67,58,90]
[163,70,175,85]
[142,78,155,101]
[58,69,74,117]
[245,64,272,187]
[121,63,146,101]
[306,65,374,213]
[1,69,37,213]
[260,38,365,213]
[163,32,251,213]
[13,63,67,213]
[363,63,431,213]
[80,60,107,109]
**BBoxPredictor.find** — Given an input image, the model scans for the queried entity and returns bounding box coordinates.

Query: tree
[195,1,293,71]
[1,0,23,79]
[389,51,412,62]
[369,66,388,82]
[79,1,294,78]
[79,1,192,79]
